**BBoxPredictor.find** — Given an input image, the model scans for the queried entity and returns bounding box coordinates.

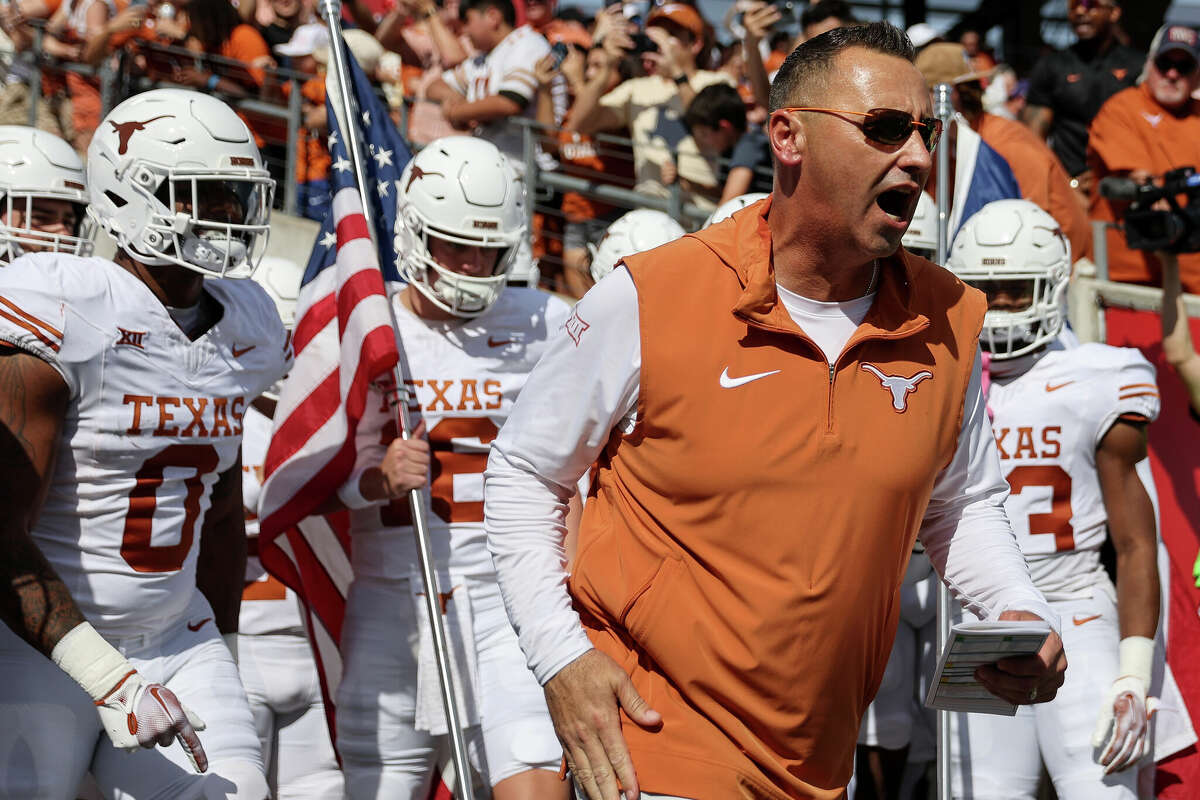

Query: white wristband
[1119,635,1155,688]
[336,468,377,510]
[50,622,136,702]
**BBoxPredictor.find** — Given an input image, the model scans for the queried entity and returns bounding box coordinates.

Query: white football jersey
[0,253,290,636]
[987,343,1159,599]
[349,287,572,579]
[240,404,304,635]
[444,24,562,170]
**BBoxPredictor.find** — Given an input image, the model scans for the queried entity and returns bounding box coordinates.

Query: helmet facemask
[947,199,1071,362]
[126,169,273,279]
[398,204,518,318]
[972,269,1068,360]
[0,191,95,265]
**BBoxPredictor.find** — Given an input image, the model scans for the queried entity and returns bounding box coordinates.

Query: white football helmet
[0,126,94,265]
[947,199,1071,360]
[252,255,303,329]
[901,191,937,261]
[702,192,769,228]
[87,89,274,279]
[589,209,686,283]
[394,136,525,317]
[252,255,303,401]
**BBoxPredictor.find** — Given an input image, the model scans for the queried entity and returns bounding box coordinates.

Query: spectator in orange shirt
[916,42,1093,264]
[276,22,332,221]
[169,0,272,96]
[46,0,147,153]
[0,0,77,135]
[1088,24,1200,291]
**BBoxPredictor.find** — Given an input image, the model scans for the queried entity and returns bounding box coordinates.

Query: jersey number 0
[121,443,219,572]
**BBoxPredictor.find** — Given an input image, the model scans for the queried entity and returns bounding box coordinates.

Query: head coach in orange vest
[483,22,1067,800]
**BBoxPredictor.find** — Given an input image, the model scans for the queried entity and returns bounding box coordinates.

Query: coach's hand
[974,610,1067,706]
[96,671,209,772]
[545,649,661,800]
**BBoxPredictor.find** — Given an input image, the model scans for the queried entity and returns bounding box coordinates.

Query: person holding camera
[1087,24,1200,291]
[567,2,734,211]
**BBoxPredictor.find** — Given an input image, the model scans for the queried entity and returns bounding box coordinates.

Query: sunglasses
[1155,53,1198,76]
[778,107,943,153]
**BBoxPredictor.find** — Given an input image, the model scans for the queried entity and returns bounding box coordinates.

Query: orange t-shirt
[975,112,1093,262]
[296,75,330,185]
[1088,83,1200,291]
[570,199,985,798]
[219,24,269,88]
[557,127,635,224]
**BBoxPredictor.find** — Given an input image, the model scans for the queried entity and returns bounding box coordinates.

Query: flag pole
[315,4,477,797]
[933,80,953,800]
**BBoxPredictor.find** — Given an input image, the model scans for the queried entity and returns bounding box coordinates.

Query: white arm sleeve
[919,347,1061,636]
[485,269,641,684]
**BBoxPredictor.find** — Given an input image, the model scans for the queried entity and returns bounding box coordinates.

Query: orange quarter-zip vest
[568,198,986,799]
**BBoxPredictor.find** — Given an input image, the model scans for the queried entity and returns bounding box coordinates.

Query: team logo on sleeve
[565,308,589,346]
[861,363,932,413]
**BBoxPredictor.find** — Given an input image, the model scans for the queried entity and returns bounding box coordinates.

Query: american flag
[256,36,410,741]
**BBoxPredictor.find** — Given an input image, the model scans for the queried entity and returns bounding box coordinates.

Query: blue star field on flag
[304,36,412,286]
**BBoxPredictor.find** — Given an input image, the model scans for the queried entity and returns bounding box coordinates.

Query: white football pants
[336,575,560,799]
[237,632,343,799]
[0,591,267,799]
[951,591,1136,799]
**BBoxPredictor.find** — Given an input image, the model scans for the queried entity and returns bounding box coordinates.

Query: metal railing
[11,22,309,212]
[10,23,770,234]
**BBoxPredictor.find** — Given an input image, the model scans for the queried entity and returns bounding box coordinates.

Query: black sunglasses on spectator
[776,107,943,153]
[1155,53,1199,76]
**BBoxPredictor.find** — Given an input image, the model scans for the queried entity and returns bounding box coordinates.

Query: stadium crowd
[5,0,1199,296]
[2,0,1200,799]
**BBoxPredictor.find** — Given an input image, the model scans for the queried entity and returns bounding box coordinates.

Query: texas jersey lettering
[0,252,290,636]
[347,287,571,580]
[987,343,1159,600]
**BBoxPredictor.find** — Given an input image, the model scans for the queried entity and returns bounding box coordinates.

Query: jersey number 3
[1006,464,1075,551]
[122,444,220,573]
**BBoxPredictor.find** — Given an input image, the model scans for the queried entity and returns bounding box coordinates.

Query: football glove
[1091,635,1157,775]
[95,669,208,772]
[1091,675,1156,774]
[50,621,208,772]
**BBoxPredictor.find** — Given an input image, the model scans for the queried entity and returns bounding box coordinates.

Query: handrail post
[521,117,537,239]
[27,24,42,128]
[284,74,302,215]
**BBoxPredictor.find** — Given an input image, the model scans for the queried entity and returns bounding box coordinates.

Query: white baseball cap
[906,22,941,50]
[275,23,331,57]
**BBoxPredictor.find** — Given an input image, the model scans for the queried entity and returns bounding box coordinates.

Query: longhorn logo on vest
[108,115,174,155]
[861,363,932,412]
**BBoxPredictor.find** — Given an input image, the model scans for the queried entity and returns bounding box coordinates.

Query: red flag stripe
[294,292,336,356]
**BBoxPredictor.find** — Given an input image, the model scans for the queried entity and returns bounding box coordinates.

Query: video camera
[1099,167,1200,253]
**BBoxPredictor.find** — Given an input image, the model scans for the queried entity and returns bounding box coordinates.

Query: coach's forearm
[485,447,593,684]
